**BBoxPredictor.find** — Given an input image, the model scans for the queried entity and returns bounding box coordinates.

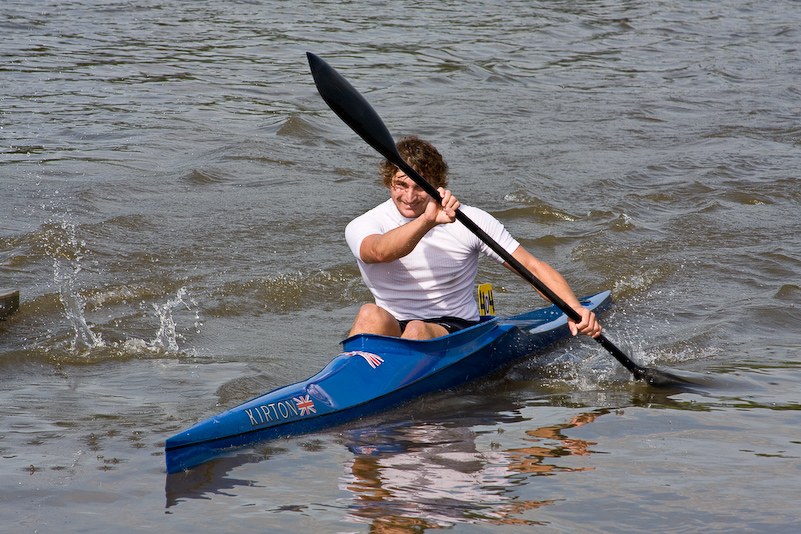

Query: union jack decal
[293,394,316,416]
[343,351,384,369]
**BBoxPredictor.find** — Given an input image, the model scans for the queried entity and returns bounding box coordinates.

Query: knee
[401,320,447,340]
[355,303,384,322]
[400,320,426,339]
[350,304,400,336]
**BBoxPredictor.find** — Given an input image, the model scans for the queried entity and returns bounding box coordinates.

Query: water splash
[50,220,104,351]
[45,216,201,356]
[149,287,200,353]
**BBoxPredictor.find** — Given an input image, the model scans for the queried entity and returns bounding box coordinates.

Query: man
[345,136,601,341]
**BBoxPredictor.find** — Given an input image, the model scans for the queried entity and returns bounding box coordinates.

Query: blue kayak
[165,290,612,473]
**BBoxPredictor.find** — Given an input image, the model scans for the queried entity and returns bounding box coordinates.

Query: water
[2,0,800,532]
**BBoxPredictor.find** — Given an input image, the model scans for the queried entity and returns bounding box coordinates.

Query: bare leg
[349,303,402,337]
[348,304,448,340]
[400,320,448,340]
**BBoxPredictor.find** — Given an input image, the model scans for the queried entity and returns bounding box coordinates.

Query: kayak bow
[165,291,612,473]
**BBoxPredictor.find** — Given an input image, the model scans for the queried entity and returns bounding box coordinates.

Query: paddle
[306,52,693,389]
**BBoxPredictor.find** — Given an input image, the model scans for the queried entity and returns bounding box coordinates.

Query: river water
[1,1,799,532]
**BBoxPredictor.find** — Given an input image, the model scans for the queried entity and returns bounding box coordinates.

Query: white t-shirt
[345,199,520,322]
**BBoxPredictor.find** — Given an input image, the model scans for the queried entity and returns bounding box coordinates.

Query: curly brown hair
[379,135,449,189]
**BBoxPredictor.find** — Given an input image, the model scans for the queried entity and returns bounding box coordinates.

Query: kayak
[165,291,611,473]
[165,290,612,473]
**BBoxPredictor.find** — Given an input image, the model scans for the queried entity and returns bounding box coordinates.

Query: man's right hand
[425,187,460,225]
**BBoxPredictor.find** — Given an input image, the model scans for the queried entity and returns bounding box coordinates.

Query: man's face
[388,170,431,218]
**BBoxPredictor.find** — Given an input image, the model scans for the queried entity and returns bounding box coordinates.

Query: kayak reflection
[339,411,605,530]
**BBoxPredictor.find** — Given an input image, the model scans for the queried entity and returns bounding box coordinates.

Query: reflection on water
[340,411,603,530]
[165,453,269,509]
[506,412,600,473]
[165,409,605,529]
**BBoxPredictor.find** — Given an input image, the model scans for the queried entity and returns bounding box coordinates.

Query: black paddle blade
[596,334,699,389]
[307,53,400,164]
[628,364,704,390]
[642,368,701,389]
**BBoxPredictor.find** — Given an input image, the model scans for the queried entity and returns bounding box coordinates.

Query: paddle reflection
[339,411,604,530]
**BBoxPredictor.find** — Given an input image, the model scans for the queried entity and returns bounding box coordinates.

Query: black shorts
[398,316,479,335]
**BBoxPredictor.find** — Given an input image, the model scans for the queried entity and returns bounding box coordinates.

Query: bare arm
[359,216,437,263]
[359,188,459,263]
[503,246,602,338]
